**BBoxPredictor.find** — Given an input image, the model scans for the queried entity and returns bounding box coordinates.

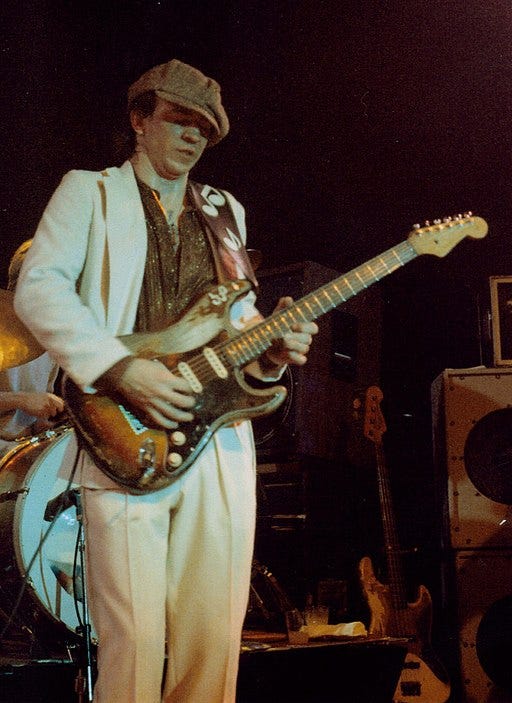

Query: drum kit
[0,290,290,667]
[0,289,91,657]
[0,288,44,372]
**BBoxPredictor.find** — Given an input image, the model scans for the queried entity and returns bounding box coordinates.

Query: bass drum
[0,427,91,647]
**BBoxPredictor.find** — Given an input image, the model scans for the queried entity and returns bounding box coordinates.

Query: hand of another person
[17,391,65,419]
[263,296,319,368]
[116,358,195,429]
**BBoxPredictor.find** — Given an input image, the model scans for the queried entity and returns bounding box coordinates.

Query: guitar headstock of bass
[408,212,488,257]
[363,385,386,445]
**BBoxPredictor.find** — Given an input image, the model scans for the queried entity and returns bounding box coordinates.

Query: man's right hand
[116,358,196,429]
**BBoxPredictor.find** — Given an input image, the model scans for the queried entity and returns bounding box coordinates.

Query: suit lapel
[102,161,147,332]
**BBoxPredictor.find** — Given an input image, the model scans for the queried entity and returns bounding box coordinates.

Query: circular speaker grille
[252,366,294,449]
[476,595,512,691]
[464,408,512,504]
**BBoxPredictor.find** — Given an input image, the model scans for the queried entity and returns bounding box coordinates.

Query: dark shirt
[135,178,216,333]
[96,179,217,390]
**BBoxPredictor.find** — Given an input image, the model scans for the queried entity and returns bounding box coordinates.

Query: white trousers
[82,426,257,703]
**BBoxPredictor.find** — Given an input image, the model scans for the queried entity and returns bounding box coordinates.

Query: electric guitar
[359,385,450,703]
[63,214,487,493]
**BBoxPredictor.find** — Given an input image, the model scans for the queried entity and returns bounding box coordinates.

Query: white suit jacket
[14,161,250,388]
[14,161,260,488]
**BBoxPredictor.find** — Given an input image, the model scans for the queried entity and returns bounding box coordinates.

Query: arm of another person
[0,390,64,419]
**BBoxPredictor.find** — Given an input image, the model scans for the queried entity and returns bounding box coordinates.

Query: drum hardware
[0,487,28,503]
[0,428,87,652]
[44,488,81,522]
[69,489,94,703]
[0,427,98,700]
[0,287,44,371]
[244,559,296,631]
[0,447,81,644]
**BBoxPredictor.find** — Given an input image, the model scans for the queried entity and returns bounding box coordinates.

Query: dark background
[2,0,512,686]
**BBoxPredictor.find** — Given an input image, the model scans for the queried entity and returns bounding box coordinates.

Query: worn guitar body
[360,556,450,702]
[64,280,286,493]
[359,555,432,651]
[359,556,450,703]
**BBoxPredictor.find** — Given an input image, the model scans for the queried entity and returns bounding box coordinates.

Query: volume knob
[167,452,183,470]
[170,431,186,446]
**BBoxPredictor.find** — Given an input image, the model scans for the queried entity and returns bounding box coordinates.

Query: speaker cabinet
[490,276,512,366]
[453,550,512,702]
[253,261,382,466]
[432,367,512,549]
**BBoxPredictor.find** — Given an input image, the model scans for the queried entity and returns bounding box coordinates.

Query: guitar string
[204,222,475,377]
[377,442,416,638]
[177,243,416,382]
[182,243,414,380]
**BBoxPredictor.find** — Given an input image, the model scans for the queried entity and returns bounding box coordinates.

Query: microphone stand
[71,490,94,703]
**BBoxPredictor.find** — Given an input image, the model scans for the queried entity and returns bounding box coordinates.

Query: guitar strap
[188,181,258,289]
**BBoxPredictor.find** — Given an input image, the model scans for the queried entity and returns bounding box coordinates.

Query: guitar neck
[221,239,417,368]
[375,443,408,610]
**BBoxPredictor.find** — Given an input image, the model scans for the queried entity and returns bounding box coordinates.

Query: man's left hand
[263,296,319,369]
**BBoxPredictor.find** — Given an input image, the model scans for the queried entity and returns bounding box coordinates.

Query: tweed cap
[127,59,229,145]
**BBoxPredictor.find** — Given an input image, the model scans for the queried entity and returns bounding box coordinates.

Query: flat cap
[128,59,229,145]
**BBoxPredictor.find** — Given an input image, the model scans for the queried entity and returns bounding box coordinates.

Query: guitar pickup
[399,681,421,696]
[403,660,421,670]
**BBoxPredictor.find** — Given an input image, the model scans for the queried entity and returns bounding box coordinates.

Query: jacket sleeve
[14,170,132,388]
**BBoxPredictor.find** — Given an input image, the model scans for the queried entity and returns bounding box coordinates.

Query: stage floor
[0,632,407,703]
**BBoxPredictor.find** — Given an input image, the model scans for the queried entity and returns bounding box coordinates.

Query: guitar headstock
[363,385,386,444]
[408,212,487,257]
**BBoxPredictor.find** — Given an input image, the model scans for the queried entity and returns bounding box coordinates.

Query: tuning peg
[413,223,421,229]
[443,216,452,223]
[433,219,442,225]
[463,211,473,218]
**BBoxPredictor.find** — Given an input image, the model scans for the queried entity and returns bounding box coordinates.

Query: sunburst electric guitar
[63,214,487,493]
[359,386,450,703]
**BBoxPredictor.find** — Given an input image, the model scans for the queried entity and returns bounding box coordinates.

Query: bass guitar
[63,214,487,493]
[359,385,450,703]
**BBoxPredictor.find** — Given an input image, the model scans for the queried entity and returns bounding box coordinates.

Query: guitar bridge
[138,438,156,484]
[399,680,421,696]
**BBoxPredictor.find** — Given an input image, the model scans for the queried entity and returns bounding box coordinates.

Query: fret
[343,277,357,296]
[303,299,316,318]
[324,287,339,307]
[249,325,271,354]
[380,255,398,273]
[220,240,420,369]
[317,295,328,312]
[294,304,309,322]
[244,334,262,357]
[355,270,369,289]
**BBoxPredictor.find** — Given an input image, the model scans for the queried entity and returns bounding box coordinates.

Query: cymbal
[0,288,44,371]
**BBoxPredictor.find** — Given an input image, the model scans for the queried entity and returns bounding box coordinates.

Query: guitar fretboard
[220,240,417,368]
